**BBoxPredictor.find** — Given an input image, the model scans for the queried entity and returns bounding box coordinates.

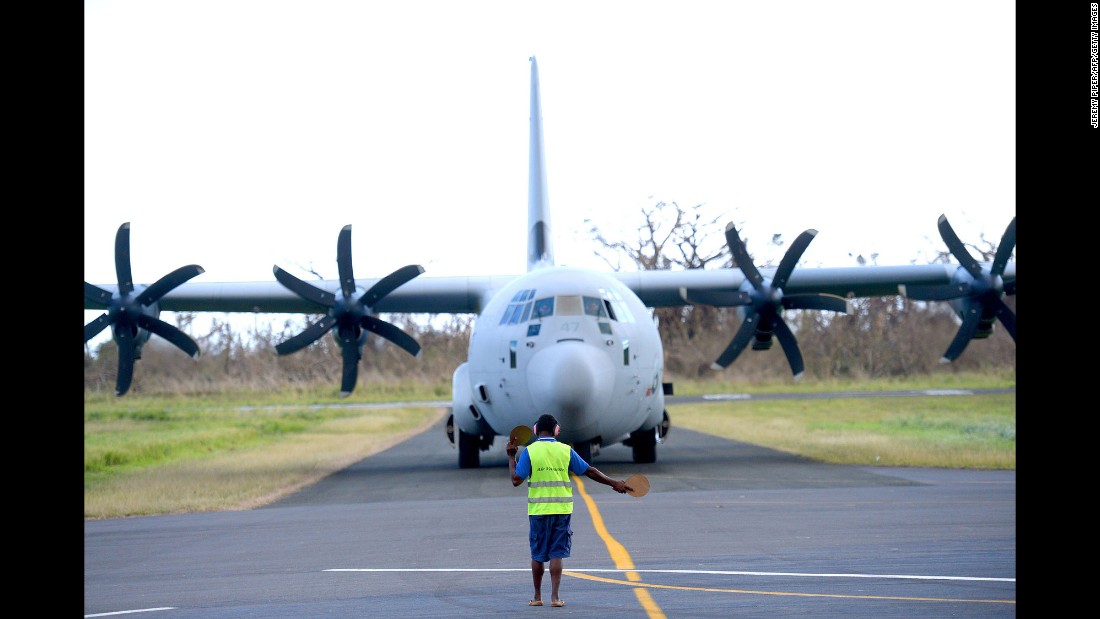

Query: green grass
[668,368,1017,395]
[84,393,448,519]
[86,406,348,480]
[670,393,1014,469]
[84,373,1014,519]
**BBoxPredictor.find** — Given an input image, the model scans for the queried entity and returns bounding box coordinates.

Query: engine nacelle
[947,266,996,340]
[109,294,158,358]
[449,363,492,438]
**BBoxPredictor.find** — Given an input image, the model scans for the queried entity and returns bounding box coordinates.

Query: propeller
[84,222,205,396]
[899,214,1016,362]
[682,222,850,381]
[273,224,424,397]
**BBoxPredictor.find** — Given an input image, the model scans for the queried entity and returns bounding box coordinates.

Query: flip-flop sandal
[528,600,543,606]
[551,600,565,607]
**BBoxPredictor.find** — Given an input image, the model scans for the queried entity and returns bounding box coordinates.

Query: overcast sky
[84,1,1016,347]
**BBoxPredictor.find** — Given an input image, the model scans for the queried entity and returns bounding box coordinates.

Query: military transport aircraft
[84,57,1016,468]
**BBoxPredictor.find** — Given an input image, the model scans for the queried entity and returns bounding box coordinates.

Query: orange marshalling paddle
[624,473,650,497]
[508,424,534,446]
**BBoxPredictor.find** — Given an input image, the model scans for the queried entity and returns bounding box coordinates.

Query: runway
[84,416,1016,618]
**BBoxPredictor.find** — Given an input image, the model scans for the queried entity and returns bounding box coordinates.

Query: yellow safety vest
[526,440,573,515]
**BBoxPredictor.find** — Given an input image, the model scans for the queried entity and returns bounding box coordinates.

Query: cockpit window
[556,295,582,315]
[583,296,607,317]
[532,297,554,319]
[606,289,634,323]
[523,293,629,323]
[500,288,537,325]
[604,300,617,321]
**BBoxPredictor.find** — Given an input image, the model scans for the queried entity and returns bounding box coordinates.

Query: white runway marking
[84,608,176,618]
[324,567,1013,582]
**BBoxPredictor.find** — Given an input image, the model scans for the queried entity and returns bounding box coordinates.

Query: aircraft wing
[84,262,1014,314]
[614,263,1013,308]
[83,275,516,315]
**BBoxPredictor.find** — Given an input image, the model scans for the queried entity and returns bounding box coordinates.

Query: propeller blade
[899,283,971,301]
[115,326,136,396]
[114,222,134,297]
[273,266,335,307]
[85,314,110,342]
[362,315,422,357]
[914,214,1017,364]
[709,221,842,379]
[339,329,361,397]
[337,225,356,298]
[772,317,804,380]
[782,293,850,313]
[270,225,425,396]
[680,288,752,307]
[85,282,113,305]
[712,314,758,369]
[136,315,200,357]
[994,300,1016,342]
[990,216,1016,277]
[134,265,205,306]
[88,222,208,395]
[772,229,817,289]
[724,222,763,288]
[940,304,984,362]
[358,265,425,307]
[275,316,338,355]
[937,215,983,279]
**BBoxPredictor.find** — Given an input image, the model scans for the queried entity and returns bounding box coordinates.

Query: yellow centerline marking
[574,474,666,618]
[563,571,1015,604]
[570,474,1012,607]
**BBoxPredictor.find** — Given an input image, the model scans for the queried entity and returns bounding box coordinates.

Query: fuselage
[450,265,666,450]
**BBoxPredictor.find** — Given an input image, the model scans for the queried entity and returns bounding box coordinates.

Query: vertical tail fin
[527,56,554,271]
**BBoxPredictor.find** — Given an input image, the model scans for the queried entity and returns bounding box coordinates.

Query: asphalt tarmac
[84,414,1016,618]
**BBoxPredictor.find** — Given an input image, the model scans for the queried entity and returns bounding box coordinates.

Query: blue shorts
[528,514,572,562]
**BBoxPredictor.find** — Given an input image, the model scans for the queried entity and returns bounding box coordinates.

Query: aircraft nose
[526,340,614,431]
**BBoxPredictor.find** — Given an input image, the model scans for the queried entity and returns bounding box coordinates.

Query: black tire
[630,428,657,464]
[572,439,593,464]
[458,429,481,469]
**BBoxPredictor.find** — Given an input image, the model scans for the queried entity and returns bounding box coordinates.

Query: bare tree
[587,201,749,379]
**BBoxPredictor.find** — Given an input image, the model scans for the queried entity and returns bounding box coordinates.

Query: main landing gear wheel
[457,429,480,469]
[630,428,657,464]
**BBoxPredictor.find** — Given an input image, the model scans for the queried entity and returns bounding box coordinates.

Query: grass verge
[670,393,1014,469]
[85,373,1013,519]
